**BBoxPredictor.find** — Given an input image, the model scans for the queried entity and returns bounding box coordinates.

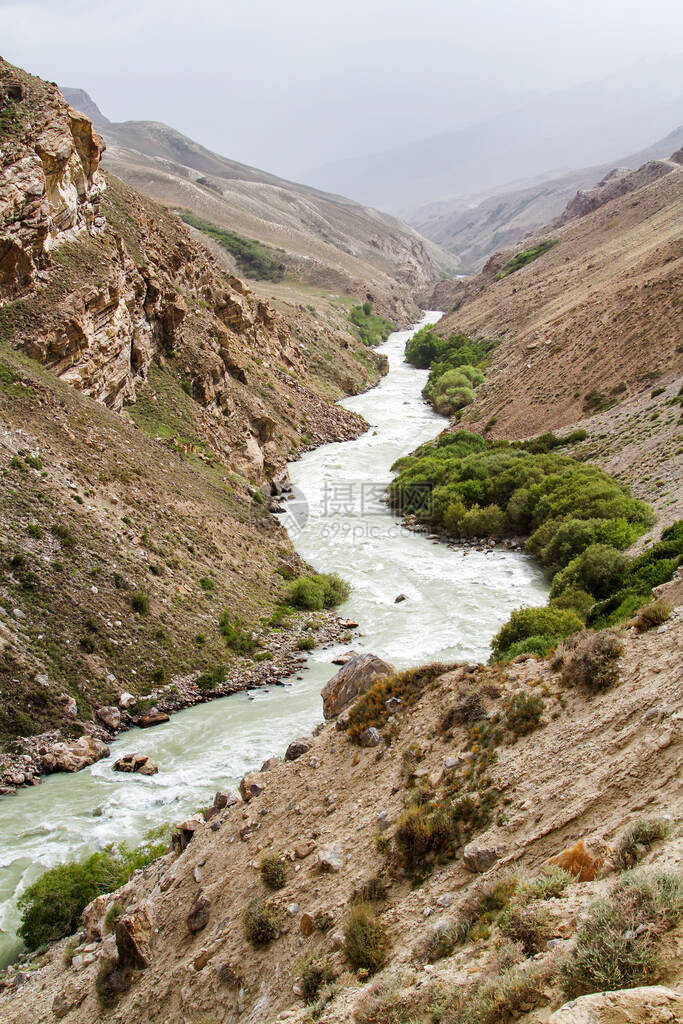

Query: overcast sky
[3,0,682,178]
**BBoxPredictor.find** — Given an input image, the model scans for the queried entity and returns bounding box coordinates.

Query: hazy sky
[3,0,682,178]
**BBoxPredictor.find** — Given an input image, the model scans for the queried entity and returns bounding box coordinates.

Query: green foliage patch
[178,210,285,281]
[349,302,395,346]
[496,239,558,278]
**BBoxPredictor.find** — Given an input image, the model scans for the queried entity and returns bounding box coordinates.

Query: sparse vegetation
[496,238,558,278]
[300,956,336,1002]
[559,629,623,691]
[218,611,257,653]
[260,854,286,890]
[344,663,450,741]
[243,898,279,945]
[498,899,550,955]
[344,903,388,975]
[634,598,673,631]
[613,818,672,870]
[437,959,553,1024]
[17,838,168,950]
[561,870,683,997]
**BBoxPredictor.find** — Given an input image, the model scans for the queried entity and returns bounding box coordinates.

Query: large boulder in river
[52,736,110,772]
[113,753,159,776]
[321,653,395,719]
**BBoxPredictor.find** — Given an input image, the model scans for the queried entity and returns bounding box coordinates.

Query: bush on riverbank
[405,328,496,417]
[17,837,169,950]
[349,302,395,347]
[390,430,680,659]
[286,572,350,611]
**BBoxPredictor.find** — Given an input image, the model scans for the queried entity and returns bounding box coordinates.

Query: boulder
[260,756,282,772]
[113,753,158,776]
[359,727,381,748]
[299,912,315,936]
[118,692,137,709]
[547,837,610,882]
[315,843,343,872]
[52,981,85,1018]
[138,708,170,728]
[52,736,109,773]
[240,776,264,802]
[96,705,121,730]
[463,841,500,873]
[186,892,211,932]
[321,653,395,719]
[173,815,203,852]
[81,893,110,941]
[285,737,313,761]
[115,903,154,969]
[549,986,683,1023]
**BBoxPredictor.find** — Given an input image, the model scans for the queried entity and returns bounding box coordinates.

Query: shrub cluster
[218,610,257,653]
[405,328,496,417]
[496,238,558,278]
[300,957,336,1003]
[390,430,680,659]
[343,662,451,742]
[561,870,682,998]
[17,838,168,950]
[613,818,671,870]
[349,301,395,347]
[286,572,350,611]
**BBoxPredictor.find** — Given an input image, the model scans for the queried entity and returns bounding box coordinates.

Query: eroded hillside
[0,59,387,748]
[1,608,681,1023]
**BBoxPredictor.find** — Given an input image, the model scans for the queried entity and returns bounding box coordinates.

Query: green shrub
[344,903,388,974]
[199,576,214,592]
[286,572,350,610]
[196,665,227,691]
[497,239,558,277]
[131,591,149,615]
[344,663,449,741]
[218,611,257,653]
[426,920,458,961]
[453,871,520,945]
[260,855,286,890]
[296,635,316,651]
[559,629,623,691]
[491,606,583,661]
[105,901,123,929]
[349,303,395,346]
[244,898,279,945]
[17,840,167,950]
[561,870,683,998]
[613,818,672,870]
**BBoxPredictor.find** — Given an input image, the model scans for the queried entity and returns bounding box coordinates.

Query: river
[0,311,548,965]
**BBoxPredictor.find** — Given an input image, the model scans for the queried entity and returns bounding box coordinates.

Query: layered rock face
[0,65,105,301]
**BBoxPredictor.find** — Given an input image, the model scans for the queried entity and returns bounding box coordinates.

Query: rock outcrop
[321,652,395,719]
[549,986,683,1023]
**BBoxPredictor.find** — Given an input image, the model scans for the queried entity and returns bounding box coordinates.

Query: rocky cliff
[0,59,389,751]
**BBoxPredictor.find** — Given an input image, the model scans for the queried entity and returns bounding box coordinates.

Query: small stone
[436,893,452,908]
[394,593,407,603]
[286,903,300,916]
[315,843,343,872]
[359,727,381,748]
[294,840,315,859]
[186,892,211,932]
[239,776,264,802]
[260,756,281,772]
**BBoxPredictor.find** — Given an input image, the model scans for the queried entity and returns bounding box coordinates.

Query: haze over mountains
[61,89,453,319]
[304,59,683,214]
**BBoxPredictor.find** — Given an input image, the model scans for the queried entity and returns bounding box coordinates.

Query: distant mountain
[60,92,457,320]
[411,125,683,273]
[61,87,109,127]
[303,60,683,213]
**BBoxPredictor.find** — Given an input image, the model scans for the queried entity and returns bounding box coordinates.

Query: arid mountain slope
[411,125,683,273]
[2,611,681,1024]
[60,90,454,321]
[0,59,386,745]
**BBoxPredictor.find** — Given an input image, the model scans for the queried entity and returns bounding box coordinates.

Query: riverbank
[0,609,360,796]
